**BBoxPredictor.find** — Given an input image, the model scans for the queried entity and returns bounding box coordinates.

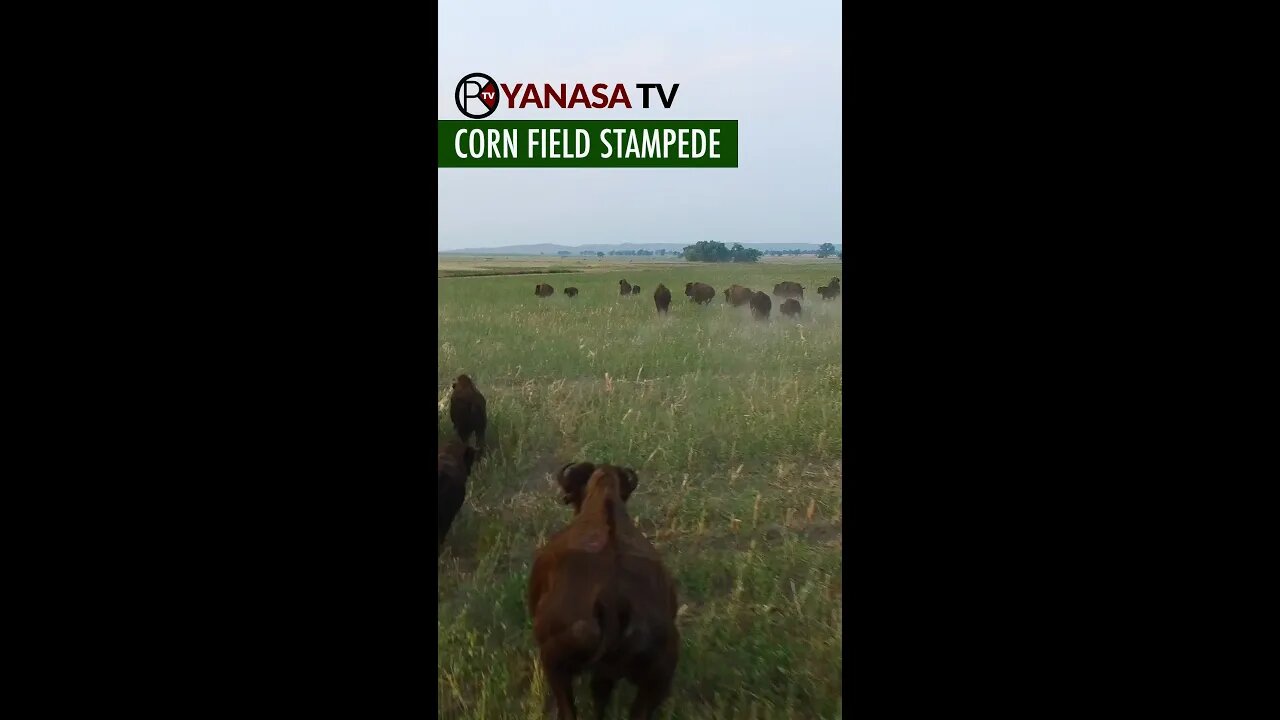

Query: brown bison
[684,282,715,305]
[449,374,487,450]
[817,285,840,300]
[438,439,476,557]
[619,279,632,296]
[530,462,679,720]
[724,284,753,307]
[749,290,772,320]
[564,287,579,298]
[780,298,802,318]
[535,283,555,297]
[772,281,804,300]
[654,284,671,314]
[631,285,641,295]
[829,277,841,292]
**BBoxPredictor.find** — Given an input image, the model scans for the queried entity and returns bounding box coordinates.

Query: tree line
[549,243,842,262]
[681,241,840,263]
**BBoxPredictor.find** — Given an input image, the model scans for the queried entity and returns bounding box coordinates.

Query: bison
[530,462,679,720]
[631,285,641,295]
[535,283,555,297]
[684,282,715,305]
[564,287,579,298]
[772,281,804,300]
[437,439,476,557]
[829,277,841,292]
[449,374,487,450]
[654,284,672,314]
[750,290,772,320]
[780,298,802,318]
[724,284,753,307]
[817,285,840,300]
[619,279,632,296]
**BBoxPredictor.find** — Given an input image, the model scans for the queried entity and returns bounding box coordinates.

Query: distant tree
[729,243,763,263]
[817,242,836,258]
[596,251,604,258]
[682,240,757,262]
[657,248,667,256]
[557,250,570,256]
[682,241,726,262]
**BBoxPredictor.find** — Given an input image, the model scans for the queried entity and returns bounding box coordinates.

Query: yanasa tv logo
[455,73,500,119]
[454,72,680,118]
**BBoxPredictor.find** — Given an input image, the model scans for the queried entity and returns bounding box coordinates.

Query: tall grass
[438,262,843,719]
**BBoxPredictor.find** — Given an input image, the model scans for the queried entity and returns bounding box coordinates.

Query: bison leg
[590,674,618,720]
[628,668,674,720]
[545,664,578,719]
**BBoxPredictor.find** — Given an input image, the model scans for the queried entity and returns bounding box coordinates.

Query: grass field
[437,258,843,719]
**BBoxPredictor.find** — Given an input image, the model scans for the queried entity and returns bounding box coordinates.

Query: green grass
[438,261,843,719]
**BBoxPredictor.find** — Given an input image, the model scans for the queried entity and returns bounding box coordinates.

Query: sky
[437,1,842,251]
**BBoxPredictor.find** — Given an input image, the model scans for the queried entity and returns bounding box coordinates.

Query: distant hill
[439,242,842,255]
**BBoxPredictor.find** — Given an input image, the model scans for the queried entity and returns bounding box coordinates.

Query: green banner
[438,120,738,168]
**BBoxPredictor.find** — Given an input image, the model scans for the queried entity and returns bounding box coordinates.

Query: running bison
[781,298,802,318]
[685,282,715,305]
[631,285,642,295]
[828,277,841,292]
[530,462,680,720]
[654,284,672,314]
[438,438,476,557]
[750,290,772,320]
[619,279,632,296]
[817,285,840,300]
[564,287,579,298]
[534,283,555,297]
[772,281,804,300]
[449,374,487,450]
[724,284,753,307]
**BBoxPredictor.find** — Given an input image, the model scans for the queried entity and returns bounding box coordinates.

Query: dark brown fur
[631,285,641,295]
[817,285,840,300]
[772,281,804,300]
[564,287,579,297]
[535,283,555,297]
[619,279,632,296]
[750,290,772,320]
[684,282,715,305]
[829,277,841,291]
[723,284,753,307]
[438,439,476,557]
[780,298,802,317]
[530,463,679,719]
[449,374,487,449]
[653,284,672,314]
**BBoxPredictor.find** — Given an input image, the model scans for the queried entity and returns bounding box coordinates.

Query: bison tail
[569,615,606,664]
[569,591,622,665]
[591,594,625,664]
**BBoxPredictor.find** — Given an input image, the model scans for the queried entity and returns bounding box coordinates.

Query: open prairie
[437,258,843,719]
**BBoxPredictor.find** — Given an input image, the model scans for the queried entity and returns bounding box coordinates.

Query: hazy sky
[437,1,842,251]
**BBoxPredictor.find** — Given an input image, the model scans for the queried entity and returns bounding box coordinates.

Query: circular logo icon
[455,73,499,119]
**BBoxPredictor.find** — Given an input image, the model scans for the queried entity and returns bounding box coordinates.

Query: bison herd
[439,374,680,717]
[444,272,842,716]
[534,277,841,323]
